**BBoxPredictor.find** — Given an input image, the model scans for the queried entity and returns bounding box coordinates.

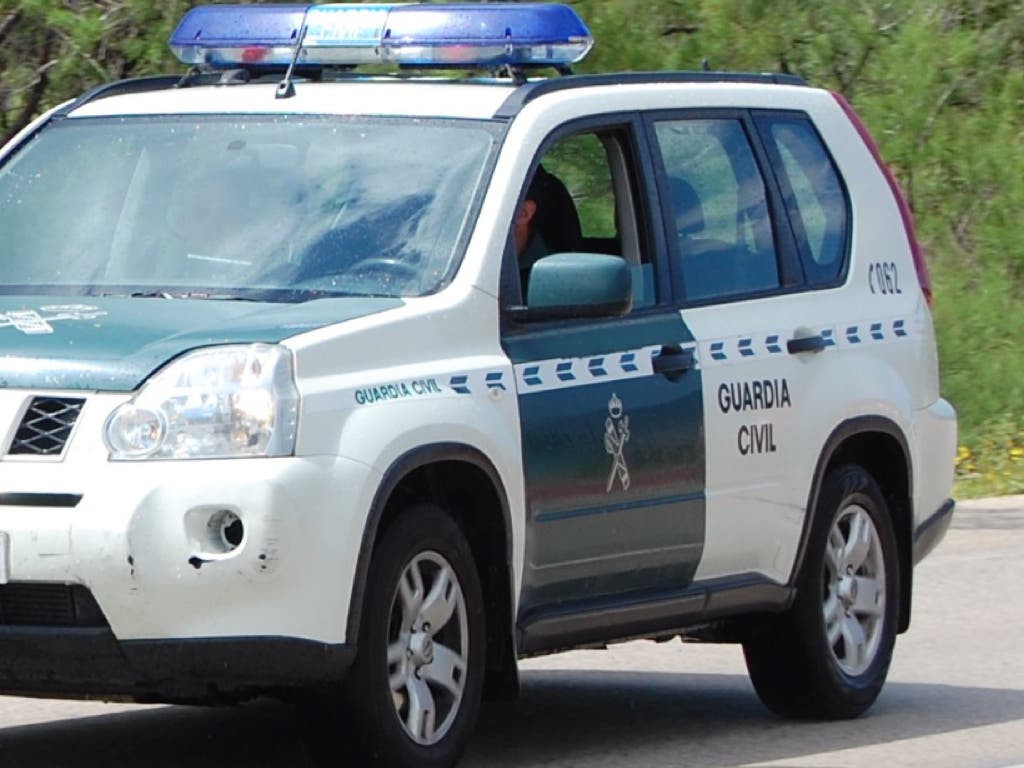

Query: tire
[313,505,486,768]
[743,464,900,720]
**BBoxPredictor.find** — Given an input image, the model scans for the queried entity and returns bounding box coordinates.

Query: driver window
[514,128,655,310]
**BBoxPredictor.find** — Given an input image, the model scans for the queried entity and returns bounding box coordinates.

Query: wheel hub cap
[822,504,886,677]
[386,550,469,746]
[837,574,859,607]
[408,630,434,668]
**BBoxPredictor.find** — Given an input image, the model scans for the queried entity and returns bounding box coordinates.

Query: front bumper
[0,624,354,701]
[0,451,375,700]
[0,453,376,644]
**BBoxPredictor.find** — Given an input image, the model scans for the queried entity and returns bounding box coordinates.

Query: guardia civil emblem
[604,392,630,492]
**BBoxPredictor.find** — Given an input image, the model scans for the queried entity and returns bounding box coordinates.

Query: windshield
[0,115,497,301]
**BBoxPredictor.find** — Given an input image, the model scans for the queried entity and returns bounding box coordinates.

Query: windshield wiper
[100,287,347,303]
[101,290,259,301]
[127,291,175,299]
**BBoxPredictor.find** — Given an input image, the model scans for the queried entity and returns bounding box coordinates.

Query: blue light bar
[171,5,308,67]
[381,3,592,66]
[169,3,594,70]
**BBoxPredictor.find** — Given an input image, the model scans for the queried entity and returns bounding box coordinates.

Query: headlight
[105,344,298,460]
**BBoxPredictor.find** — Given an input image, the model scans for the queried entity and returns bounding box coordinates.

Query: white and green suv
[0,3,956,767]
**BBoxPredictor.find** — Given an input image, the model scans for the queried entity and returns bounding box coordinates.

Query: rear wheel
[743,464,900,719]
[315,505,485,767]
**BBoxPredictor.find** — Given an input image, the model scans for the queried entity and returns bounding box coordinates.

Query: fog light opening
[208,508,245,553]
[221,514,244,549]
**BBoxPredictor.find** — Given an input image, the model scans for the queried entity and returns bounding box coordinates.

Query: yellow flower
[956,445,972,468]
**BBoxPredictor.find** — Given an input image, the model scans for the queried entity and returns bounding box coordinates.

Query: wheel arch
[347,442,519,699]
[794,416,914,634]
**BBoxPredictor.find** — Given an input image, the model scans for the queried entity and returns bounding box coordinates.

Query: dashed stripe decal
[698,317,913,366]
[512,344,698,395]
[438,316,915,398]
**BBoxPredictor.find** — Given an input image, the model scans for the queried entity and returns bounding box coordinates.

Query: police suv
[0,3,956,766]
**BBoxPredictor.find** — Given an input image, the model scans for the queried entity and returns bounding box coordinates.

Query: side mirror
[510,252,632,322]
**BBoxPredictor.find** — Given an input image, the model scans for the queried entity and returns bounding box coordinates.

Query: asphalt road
[0,499,1021,768]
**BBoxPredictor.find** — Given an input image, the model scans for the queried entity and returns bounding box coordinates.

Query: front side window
[511,126,657,312]
[654,118,779,302]
[0,115,497,300]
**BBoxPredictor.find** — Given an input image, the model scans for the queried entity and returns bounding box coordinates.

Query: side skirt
[516,574,793,656]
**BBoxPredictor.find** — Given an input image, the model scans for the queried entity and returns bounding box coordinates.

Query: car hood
[0,295,402,391]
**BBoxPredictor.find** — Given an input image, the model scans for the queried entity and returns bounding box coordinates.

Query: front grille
[8,397,85,456]
[0,584,108,627]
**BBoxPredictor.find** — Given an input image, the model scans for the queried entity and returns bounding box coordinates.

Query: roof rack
[52,67,807,121]
[52,68,320,116]
[53,75,185,118]
[494,71,807,118]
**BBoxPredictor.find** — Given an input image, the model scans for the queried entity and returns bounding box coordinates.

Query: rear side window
[757,116,849,286]
[653,118,779,303]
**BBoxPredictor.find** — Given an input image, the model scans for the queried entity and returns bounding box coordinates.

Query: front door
[505,124,706,622]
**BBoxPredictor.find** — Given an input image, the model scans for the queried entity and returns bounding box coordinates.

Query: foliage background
[1,0,1021,496]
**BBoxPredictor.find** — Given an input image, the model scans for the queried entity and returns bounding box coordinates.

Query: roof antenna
[276,21,309,99]
[176,66,202,89]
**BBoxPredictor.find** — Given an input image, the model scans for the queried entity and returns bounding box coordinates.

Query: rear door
[647,110,852,585]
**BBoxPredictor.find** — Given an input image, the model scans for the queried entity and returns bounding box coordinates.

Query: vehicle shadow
[466,669,1024,766]
[0,670,1021,767]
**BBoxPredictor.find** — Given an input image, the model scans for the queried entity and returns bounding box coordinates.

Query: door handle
[653,345,697,381]
[787,334,826,355]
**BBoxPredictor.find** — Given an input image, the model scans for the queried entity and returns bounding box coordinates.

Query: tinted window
[760,117,848,285]
[654,119,779,302]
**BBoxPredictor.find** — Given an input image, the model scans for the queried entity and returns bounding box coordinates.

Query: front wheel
[316,505,485,767]
[743,464,900,719]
